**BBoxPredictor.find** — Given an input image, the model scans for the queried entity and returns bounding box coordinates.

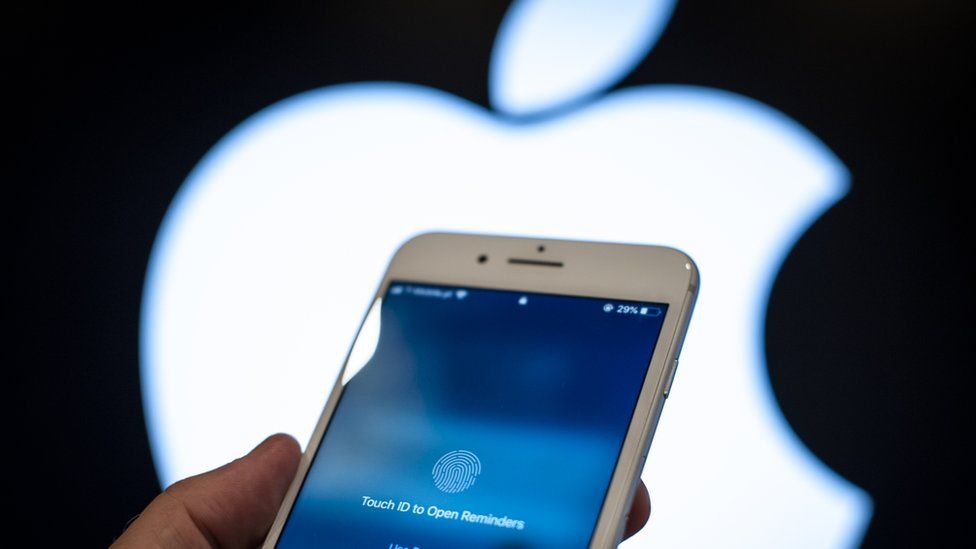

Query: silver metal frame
[262,232,699,548]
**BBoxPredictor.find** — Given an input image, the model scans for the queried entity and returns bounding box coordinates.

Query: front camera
[477,254,488,264]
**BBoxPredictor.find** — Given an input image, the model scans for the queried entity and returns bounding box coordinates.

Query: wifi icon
[432,450,482,494]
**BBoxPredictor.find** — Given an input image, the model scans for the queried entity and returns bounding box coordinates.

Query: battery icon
[640,306,663,317]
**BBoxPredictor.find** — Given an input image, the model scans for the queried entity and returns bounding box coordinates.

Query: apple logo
[141,0,872,546]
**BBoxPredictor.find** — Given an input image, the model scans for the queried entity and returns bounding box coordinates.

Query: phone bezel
[262,231,699,548]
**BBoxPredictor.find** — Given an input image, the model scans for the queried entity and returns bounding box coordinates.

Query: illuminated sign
[142,0,872,545]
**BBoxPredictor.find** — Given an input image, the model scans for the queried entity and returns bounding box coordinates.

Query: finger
[622,479,651,540]
[113,433,301,549]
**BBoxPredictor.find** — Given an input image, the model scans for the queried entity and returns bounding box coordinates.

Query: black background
[10,1,972,546]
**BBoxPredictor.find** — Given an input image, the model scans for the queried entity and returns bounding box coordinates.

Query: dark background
[10,0,971,546]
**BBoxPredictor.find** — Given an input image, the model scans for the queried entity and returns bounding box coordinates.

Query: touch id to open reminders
[275,282,668,548]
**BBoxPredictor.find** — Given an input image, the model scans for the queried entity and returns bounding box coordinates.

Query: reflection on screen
[276,282,668,548]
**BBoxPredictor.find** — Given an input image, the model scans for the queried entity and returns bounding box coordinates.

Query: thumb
[113,434,301,549]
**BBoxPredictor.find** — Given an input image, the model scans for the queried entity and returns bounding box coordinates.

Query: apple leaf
[489,0,677,117]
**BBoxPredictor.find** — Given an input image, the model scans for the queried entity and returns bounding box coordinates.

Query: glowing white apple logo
[141,0,872,546]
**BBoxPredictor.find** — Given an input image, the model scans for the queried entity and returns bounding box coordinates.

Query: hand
[112,434,652,548]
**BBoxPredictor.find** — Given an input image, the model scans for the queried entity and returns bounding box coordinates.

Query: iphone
[263,232,698,548]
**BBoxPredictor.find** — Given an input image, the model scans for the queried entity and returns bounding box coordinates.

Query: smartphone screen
[275,281,669,548]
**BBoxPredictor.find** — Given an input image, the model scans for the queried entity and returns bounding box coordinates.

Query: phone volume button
[663,358,679,398]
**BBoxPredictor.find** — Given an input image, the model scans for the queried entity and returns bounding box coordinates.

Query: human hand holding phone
[111,434,651,548]
[118,233,693,548]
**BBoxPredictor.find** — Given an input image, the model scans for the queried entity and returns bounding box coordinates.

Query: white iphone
[263,232,698,548]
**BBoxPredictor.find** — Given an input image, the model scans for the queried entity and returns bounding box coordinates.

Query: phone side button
[663,358,679,398]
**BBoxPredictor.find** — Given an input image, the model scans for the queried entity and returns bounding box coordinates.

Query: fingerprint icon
[432,450,481,494]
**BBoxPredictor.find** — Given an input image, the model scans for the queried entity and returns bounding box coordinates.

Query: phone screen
[275,281,669,548]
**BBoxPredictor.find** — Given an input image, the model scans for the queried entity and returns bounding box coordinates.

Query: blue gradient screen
[276,282,669,548]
